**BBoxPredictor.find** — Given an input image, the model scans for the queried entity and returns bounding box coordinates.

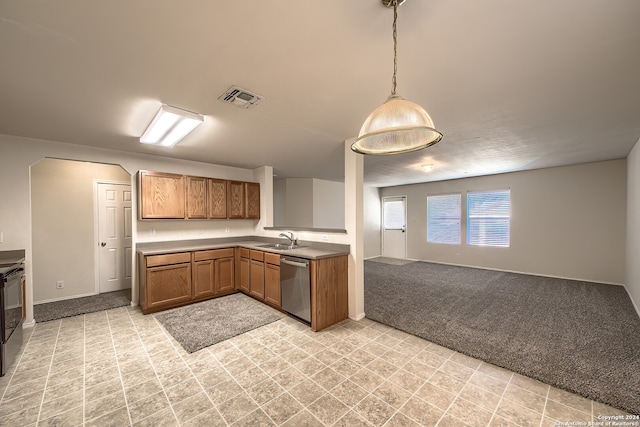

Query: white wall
[273,177,345,229]
[31,159,130,303]
[312,179,344,228]
[363,185,381,259]
[380,160,627,284]
[626,140,640,315]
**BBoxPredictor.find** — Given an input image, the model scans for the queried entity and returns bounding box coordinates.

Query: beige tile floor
[0,305,631,427]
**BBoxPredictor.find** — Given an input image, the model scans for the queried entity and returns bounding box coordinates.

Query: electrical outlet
[321,234,329,241]
[225,227,230,233]
[56,280,64,289]
[0,231,3,243]
[150,228,156,236]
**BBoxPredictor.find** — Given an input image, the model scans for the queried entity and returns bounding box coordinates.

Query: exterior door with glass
[382,196,407,259]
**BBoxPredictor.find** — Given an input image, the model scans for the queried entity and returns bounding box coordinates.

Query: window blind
[427,194,461,244]
[467,190,511,247]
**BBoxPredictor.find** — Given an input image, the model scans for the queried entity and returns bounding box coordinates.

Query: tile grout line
[488,370,515,427]
[539,384,552,427]
[105,308,135,427]
[34,319,61,425]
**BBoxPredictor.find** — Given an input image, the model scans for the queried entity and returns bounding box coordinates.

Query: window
[427,194,461,244]
[467,190,511,247]
[383,199,405,230]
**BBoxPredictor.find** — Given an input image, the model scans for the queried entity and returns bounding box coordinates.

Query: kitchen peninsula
[137,237,349,332]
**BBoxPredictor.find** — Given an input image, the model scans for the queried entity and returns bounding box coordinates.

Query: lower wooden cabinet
[311,255,348,332]
[140,248,235,314]
[237,248,250,293]
[264,252,280,308]
[139,247,348,331]
[141,252,192,313]
[249,250,265,300]
[216,257,235,294]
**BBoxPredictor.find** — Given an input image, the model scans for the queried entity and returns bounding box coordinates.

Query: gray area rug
[154,293,285,353]
[367,256,415,266]
[364,260,640,415]
[34,289,131,323]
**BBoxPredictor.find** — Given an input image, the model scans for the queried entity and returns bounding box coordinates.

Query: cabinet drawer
[193,248,235,262]
[250,250,264,261]
[146,252,191,267]
[264,252,280,265]
[239,248,250,258]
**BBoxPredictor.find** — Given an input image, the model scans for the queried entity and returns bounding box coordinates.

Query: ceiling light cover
[140,105,204,147]
[353,95,442,155]
[351,0,442,155]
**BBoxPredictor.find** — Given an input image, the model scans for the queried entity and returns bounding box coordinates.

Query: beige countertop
[136,238,350,260]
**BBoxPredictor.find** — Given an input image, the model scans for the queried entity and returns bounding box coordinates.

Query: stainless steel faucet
[279,231,297,246]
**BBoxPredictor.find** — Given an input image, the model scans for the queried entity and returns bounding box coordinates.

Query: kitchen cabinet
[245,182,260,219]
[310,255,348,332]
[186,176,207,219]
[139,171,260,220]
[237,248,250,294]
[192,248,235,299]
[249,250,265,300]
[264,252,280,308]
[138,171,185,219]
[227,181,245,219]
[141,252,192,313]
[208,179,227,219]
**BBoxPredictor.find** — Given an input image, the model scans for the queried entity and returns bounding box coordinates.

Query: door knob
[100,242,106,247]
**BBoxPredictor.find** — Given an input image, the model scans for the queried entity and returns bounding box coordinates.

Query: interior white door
[97,183,132,293]
[382,196,407,259]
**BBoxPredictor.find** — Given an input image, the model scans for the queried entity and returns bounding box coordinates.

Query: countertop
[136,237,350,260]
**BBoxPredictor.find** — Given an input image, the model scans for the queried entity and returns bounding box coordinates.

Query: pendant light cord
[391,0,398,96]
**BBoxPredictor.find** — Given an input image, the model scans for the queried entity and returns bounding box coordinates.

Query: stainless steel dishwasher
[280,255,311,324]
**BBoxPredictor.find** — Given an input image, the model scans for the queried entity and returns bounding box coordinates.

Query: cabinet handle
[100,242,106,247]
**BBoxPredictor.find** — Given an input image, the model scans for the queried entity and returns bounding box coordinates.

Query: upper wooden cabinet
[138,171,260,220]
[186,176,207,219]
[208,179,227,219]
[227,181,245,219]
[245,182,260,219]
[139,171,186,219]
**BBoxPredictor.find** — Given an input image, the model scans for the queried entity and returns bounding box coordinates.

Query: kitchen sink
[258,243,306,250]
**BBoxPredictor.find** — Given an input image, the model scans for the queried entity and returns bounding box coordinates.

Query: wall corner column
[345,139,365,320]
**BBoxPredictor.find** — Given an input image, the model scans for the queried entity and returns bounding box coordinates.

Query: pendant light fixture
[351,0,442,155]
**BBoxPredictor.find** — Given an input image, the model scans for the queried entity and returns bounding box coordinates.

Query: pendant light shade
[351,94,442,155]
[351,0,442,155]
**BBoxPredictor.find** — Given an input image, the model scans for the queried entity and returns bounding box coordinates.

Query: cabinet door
[265,263,280,307]
[146,263,192,311]
[186,176,207,219]
[245,182,260,219]
[208,179,227,219]
[139,171,185,219]
[193,260,215,299]
[227,181,245,219]
[250,259,265,300]
[216,257,235,294]
[238,256,250,293]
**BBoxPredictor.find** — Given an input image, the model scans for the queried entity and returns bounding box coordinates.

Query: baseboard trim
[34,292,97,305]
[349,312,366,321]
[401,258,624,287]
[22,319,36,328]
[624,285,640,319]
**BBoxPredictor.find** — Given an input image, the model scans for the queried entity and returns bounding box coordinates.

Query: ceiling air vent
[218,85,264,109]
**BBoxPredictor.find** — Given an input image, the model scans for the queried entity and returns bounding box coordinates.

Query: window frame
[426,193,462,245]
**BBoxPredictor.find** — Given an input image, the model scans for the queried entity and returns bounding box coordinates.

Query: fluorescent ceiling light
[140,105,204,147]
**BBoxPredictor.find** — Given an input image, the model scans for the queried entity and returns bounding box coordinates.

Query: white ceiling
[1,1,639,187]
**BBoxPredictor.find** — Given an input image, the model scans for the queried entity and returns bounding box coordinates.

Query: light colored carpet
[34,289,131,323]
[154,293,285,353]
[364,260,640,415]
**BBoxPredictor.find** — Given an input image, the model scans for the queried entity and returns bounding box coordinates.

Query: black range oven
[0,256,25,376]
